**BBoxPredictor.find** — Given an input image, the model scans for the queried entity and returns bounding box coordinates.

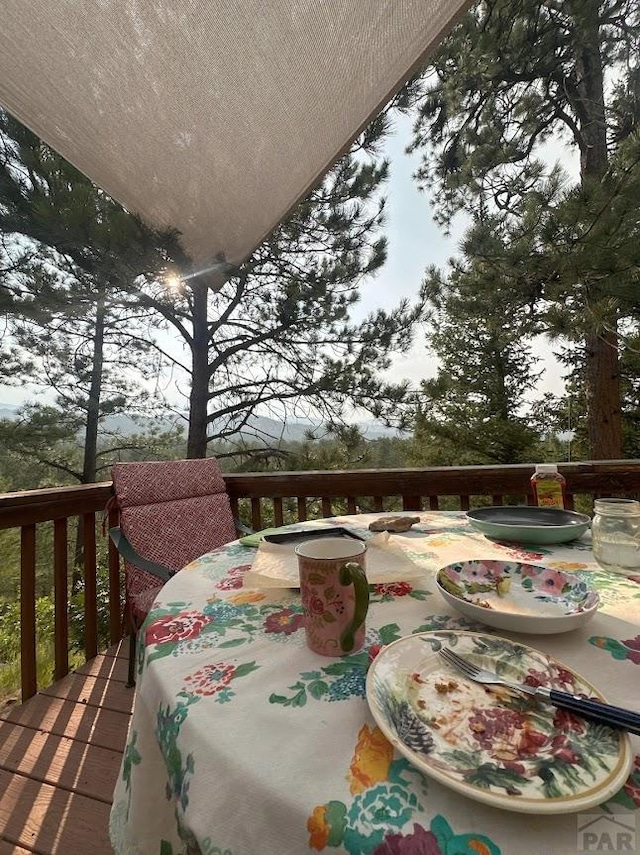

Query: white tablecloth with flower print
[110,512,640,855]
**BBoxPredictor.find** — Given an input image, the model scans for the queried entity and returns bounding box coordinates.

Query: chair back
[112,458,237,616]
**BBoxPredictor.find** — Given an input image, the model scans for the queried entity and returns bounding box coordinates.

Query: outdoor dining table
[109,511,640,855]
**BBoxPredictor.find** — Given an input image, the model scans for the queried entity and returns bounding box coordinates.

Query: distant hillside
[231,414,399,442]
[0,404,181,436]
[0,403,399,441]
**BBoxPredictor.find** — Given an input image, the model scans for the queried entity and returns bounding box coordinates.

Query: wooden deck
[0,641,133,855]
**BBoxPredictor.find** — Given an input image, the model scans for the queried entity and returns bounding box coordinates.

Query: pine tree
[407,0,640,458]
[412,221,542,465]
[133,121,426,459]
[0,113,185,483]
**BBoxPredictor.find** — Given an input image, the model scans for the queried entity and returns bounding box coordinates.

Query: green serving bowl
[466,506,591,545]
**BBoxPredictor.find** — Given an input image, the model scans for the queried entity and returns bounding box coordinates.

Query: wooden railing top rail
[222,460,640,499]
[0,481,113,508]
[0,461,639,530]
[0,483,113,529]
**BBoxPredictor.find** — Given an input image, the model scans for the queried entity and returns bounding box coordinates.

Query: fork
[439,646,640,736]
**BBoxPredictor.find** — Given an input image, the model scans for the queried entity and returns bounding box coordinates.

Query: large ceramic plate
[466,506,591,544]
[437,560,599,634]
[366,631,632,814]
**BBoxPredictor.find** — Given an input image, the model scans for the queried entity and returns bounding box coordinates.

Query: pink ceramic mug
[295,537,369,656]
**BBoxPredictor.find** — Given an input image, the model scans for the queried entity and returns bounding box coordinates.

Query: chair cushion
[112,458,228,507]
[119,493,237,574]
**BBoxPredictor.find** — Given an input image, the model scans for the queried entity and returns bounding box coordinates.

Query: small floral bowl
[437,560,599,634]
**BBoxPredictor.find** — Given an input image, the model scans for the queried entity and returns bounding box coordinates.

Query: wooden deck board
[0,842,35,854]
[0,726,123,803]
[74,652,129,683]
[0,769,112,855]
[0,642,133,855]
[102,640,129,660]
[41,672,134,715]
[1,695,131,753]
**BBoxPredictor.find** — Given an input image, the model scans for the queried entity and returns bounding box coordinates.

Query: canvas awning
[0,1,468,267]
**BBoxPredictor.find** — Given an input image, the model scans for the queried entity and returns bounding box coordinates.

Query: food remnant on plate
[485,684,520,703]
[496,576,511,596]
[471,598,492,609]
[435,679,460,694]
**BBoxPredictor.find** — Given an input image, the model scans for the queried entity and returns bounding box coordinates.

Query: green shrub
[0,596,55,662]
[69,561,119,652]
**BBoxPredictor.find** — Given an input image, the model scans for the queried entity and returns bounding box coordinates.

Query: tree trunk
[186,275,210,458]
[74,288,106,589]
[571,0,623,458]
[82,290,106,483]
[585,328,622,459]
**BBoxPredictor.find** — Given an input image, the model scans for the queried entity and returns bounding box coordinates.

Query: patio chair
[109,458,246,686]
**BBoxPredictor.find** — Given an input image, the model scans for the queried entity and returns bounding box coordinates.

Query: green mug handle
[339,561,369,653]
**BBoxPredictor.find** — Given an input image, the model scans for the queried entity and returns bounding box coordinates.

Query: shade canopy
[0,1,468,267]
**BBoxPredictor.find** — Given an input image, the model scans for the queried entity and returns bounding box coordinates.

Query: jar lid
[534,464,558,474]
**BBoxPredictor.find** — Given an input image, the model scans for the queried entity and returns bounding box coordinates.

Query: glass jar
[592,498,640,576]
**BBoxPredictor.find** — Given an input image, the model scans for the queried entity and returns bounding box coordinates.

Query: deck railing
[1,460,639,702]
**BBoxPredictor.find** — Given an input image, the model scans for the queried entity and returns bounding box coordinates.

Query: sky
[356,112,567,400]
[0,113,569,411]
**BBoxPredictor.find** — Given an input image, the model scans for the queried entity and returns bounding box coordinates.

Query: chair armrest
[109,527,173,582]
[233,518,253,536]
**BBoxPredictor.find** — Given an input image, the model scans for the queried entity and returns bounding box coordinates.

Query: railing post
[273,497,284,527]
[53,517,69,681]
[108,505,122,646]
[83,512,98,660]
[402,496,421,512]
[251,498,262,531]
[20,524,37,701]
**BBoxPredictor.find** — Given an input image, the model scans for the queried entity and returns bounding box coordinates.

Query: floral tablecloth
[110,512,640,855]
